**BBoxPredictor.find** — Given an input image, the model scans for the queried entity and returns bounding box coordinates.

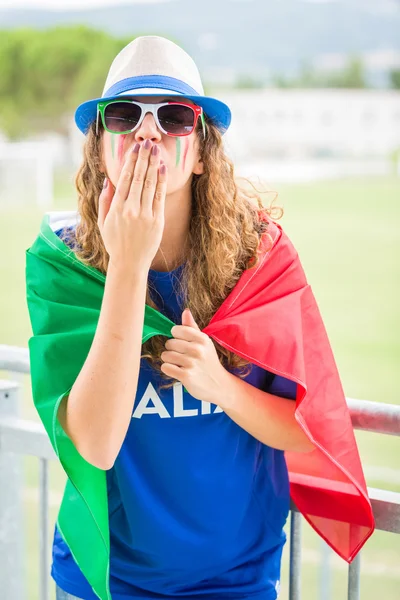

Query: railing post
[0,380,25,600]
[39,458,50,600]
[319,541,332,600]
[289,510,302,600]
[348,552,361,600]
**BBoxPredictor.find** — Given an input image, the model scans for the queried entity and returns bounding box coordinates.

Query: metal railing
[1,345,399,600]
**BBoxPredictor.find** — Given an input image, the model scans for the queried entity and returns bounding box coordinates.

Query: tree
[235,74,264,89]
[270,56,368,90]
[326,57,367,89]
[0,26,132,139]
[389,69,400,89]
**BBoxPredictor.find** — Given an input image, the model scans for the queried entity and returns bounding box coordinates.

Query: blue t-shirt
[51,227,296,600]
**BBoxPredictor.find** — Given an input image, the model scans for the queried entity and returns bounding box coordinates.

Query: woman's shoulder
[54,225,77,251]
[257,207,282,233]
[49,211,80,251]
[255,209,283,255]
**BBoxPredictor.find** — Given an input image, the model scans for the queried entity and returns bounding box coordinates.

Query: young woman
[26,35,373,600]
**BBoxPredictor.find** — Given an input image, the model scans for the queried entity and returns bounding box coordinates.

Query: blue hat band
[104,75,200,98]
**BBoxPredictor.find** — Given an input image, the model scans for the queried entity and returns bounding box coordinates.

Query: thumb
[182,308,201,330]
[97,177,114,229]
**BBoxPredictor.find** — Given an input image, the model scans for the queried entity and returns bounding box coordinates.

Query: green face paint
[111,134,116,160]
[175,137,181,167]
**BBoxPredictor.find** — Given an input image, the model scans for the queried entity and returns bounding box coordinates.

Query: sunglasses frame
[96,99,206,139]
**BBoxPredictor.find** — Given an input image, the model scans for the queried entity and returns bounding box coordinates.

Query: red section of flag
[203,212,374,562]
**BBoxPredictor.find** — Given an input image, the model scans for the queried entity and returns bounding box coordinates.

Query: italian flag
[26,211,374,600]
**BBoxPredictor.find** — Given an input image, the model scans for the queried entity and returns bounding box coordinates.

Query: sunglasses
[97,99,206,138]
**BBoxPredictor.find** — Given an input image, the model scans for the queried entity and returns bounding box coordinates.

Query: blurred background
[0,0,399,599]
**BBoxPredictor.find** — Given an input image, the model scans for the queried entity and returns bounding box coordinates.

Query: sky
[0,0,396,13]
[0,0,172,10]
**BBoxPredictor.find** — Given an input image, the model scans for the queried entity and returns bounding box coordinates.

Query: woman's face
[100,96,204,195]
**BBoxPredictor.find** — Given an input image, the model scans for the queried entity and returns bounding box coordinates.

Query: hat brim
[74,88,231,136]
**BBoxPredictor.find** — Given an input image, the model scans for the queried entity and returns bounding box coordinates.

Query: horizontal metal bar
[0,380,19,394]
[1,415,400,533]
[6,420,396,523]
[347,397,400,436]
[5,417,394,532]
[291,487,400,534]
[366,487,400,534]
[0,345,30,374]
[0,417,56,461]
[1,349,400,535]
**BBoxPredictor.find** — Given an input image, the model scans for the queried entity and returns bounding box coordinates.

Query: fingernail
[103,178,108,189]
[160,164,166,175]
[132,143,140,153]
[151,144,158,155]
[144,139,151,150]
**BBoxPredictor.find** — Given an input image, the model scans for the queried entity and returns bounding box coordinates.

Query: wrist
[107,259,150,282]
[214,369,239,411]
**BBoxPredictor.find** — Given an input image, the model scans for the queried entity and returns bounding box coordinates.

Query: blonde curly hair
[65,117,283,391]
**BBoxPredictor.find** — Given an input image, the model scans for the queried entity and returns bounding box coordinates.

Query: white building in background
[217,88,400,161]
[68,89,400,166]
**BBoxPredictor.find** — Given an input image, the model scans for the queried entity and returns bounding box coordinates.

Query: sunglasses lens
[157,104,195,135]
[104,102,141,133]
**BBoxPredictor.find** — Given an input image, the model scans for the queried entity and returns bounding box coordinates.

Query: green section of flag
[26,215,175,600]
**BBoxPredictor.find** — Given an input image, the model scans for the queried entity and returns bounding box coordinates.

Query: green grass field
[1,174,399,599]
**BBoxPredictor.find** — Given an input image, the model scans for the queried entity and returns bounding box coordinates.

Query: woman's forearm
[58,262,149,470]
[216,370,315,453]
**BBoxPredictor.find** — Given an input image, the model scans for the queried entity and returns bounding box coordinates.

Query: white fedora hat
[75,35,231,135]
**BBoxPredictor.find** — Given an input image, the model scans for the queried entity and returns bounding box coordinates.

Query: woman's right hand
[97,139,167,273]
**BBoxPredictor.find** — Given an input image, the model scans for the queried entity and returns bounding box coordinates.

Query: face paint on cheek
[110,134,116,160]
[175,137,181,168]
[117,134,127,163]
[182,138,189,171]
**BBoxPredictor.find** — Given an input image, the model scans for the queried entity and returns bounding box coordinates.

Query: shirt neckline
[149,262,186,278]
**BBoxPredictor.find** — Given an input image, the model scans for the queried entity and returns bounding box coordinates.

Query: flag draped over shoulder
[26,214,176,600]
[26,212,374,600]
[203,211,374,560]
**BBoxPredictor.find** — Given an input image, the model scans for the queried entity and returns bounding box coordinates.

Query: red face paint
[182,138,189,171]
[117,135,127,163]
